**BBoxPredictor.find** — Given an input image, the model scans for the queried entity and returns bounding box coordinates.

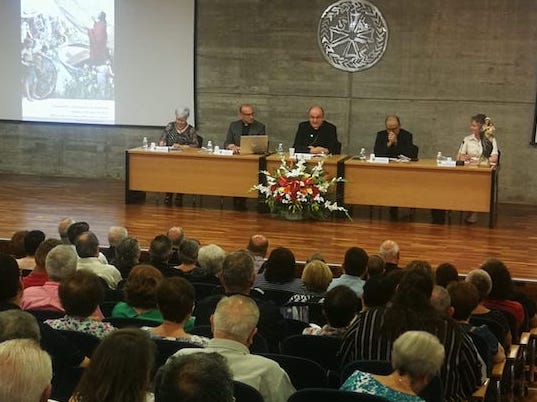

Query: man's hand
[387,131,397,147]
[308,146,328,154]
[227,144,239,153]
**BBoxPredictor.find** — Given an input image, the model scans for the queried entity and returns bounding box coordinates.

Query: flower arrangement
[252,156,349,220]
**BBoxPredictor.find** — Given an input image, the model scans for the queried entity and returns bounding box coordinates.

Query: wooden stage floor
[2,174,537,282]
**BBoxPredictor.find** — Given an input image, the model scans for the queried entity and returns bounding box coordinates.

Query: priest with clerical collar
[292,105,340,154]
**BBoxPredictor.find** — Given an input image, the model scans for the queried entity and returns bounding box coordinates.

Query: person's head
[45,244,78,282]
[155,352,234,402]
[0,253,22,304]
[67,221,90,245]
[393,269,434,308]
[379,240,399,264]
[435,263,459,288]
[0,310,40,342]
[342,247,368,277]
[58,217,75,244]
[174,107,190,130]
[156,277,195,324]
[366,254,385,277]
[430,285,452,316]
[447,281,479,321]
[108,226,128,248]
[323,286,360,327]
[114,237,141,275]
[385,115,401,136]
[9,230,28,258]
[470,113,487,137]
[362,275,394,309]
[308,105,325,129]
[167,227,185,249]
[264,247,296,284]
[405,260,434,283]
[125,264,163,310]
[465,269,492,303]
[73,328,155,402]
[211,295,259,345]
[301,260,333,293]
[150,235,173,263]
[391,331,445,394]
[198,244,226,276]
[239,104,255,125]
[221,251,255,293]
[307,253,325,263]
[75,231,100,258]
[23,230,46,257]
[34,238,62,271]
[0,339,52,402]
[480,258,513,300]
[59,270,105,318]
[247,234,269,258]
[179,239,199,265]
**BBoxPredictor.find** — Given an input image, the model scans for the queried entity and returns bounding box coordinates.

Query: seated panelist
[373,115,418,159]
[293,105,340,154]
[224,104,266,154]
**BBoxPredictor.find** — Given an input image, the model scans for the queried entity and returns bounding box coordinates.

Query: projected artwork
[21,0,114,124]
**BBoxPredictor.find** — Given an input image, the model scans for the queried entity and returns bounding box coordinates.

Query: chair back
[281,334,342,371]
[99,301,118,318]
[284,318,309,337]
[191,282,218,301]
[282,302,326,325]
[55,329,101,357]
[26,309,64,321]
[258,353,326,389]
[288,388,390,402]
[259,288,295,307]
[469,314,508,349]
[153,338,203,370]
[233,381,264,402]
[103,317,160,329]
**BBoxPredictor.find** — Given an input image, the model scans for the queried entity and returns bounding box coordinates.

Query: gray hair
[392,331,445,380]
[213,295,259,344]
[198,244,226,276]
[465,269,493,302]
[108,226,128,247]
[58,217,75,244]
[430,285,451,314]
[379,240,399,259]
[0,310,40,342]
[45,245,78,281]
[175,107,190,120]
[0,339,52,402]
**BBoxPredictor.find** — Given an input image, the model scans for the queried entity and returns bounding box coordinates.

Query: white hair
[379,240,399,259]
[430,285,451,314]
[45,245,78,281]
[58,217,75,244]
[213,295,259,344]
[392,331,445,380]
[0,339,52,402]
[175,106,190,120]
[108,226,128,247]
[465,269,493,300]
[0,310,41,342]
[198,244,226,276]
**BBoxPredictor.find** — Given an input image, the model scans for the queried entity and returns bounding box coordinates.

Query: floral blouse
[341,370,424,402]
[45,316,115,339]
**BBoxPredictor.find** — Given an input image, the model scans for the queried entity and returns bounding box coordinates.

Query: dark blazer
[224,120,266,148]
[373,129,419,159]
[292,121,340,154]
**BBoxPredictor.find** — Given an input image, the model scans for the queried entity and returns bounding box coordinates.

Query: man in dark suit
[373,115,418,159]
[293,105,340,154]
[224,104,266,153]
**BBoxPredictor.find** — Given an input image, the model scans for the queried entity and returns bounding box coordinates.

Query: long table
[343,158,498,227]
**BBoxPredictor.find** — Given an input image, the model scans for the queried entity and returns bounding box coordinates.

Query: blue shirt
[327,274,365,297]
[341,370,424,402]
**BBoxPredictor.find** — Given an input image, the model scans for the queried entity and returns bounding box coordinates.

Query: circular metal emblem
[318,0,388,72]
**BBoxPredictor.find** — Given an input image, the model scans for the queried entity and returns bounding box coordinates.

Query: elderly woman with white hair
[341,331,445,402]
[160,106,200,206]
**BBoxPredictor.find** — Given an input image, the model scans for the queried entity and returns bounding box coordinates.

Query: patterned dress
[341,370,424,402]
[45,316,115,339]
[141,327,210,347]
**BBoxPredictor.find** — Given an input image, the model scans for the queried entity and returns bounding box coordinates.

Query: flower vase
[282,210,304,221]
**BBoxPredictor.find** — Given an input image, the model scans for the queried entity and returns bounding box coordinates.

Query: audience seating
[55,329,100,357]
[233,381,264,402]
[26,309,64,321]
[103,317,160,329]
[99,301,119,318]
[282,301,326,325]
[259,288,295,307]
[281,334,342,371]
[288,388,390,402]
[258,353,327,389]
[283,318,309,338]
[191,282,218,301]
[153,338,203,371]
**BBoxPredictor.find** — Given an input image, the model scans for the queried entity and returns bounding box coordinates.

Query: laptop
[240,135,269,155]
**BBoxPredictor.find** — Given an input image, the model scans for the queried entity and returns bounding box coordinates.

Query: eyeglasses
[241,112,254,116]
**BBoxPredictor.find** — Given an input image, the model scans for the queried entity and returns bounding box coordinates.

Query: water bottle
[276,143,284,155]
[359,148,366,160]
[142,136,148,150]
[206,140,213,153]
[436,151,442,164]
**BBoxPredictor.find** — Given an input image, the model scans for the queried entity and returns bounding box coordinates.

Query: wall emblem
[318,0,388,72]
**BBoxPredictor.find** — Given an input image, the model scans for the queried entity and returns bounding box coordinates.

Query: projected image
[21,0,114,124]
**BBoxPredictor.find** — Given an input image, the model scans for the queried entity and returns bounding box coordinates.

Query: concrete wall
[1,0,537,203]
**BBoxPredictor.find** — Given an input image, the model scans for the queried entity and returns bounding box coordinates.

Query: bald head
[212,295,260,345]
[379,240,400,264]
[385,115,401,134]
[247,234,268,257]
[108,226,128,247]
[308,106,325,129]
[167,226,185,248]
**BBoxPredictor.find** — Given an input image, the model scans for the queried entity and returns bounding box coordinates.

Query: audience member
[366,254,385,277]
[111,264,164,322]
[435,263,459,287]
[339,269,483,401]
[104,225,128,262]
[197,244,226,285]
[0,309,41,342]
[71,328,155,402]
[0,253,23,310]
[58,217,75,244]
[379,240,400,272]
[341,331,444,402]
[430,285,452,316]
[0,339,53,402]
[21,244,78,311]
[362,275,393,310]
[328,247,368,297]
[405,260,434,281]
[288,260,333,302]
[76,231,122,289]
[17,229,46,270]
[144,277,207,345]
[247,234,269,273]
[22,238,62,288]
[113,236,141,277]
[67,221,109,264]
[173,295,295,402]
[176,239,208,281]
[303,285,359,336]
[149,234,178,277]
[45,270,115,339]
[156,352,234,402]
[9,230,28,259]
[254,247,302,293]
[167,226,185,265]
[466,269,512,349]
